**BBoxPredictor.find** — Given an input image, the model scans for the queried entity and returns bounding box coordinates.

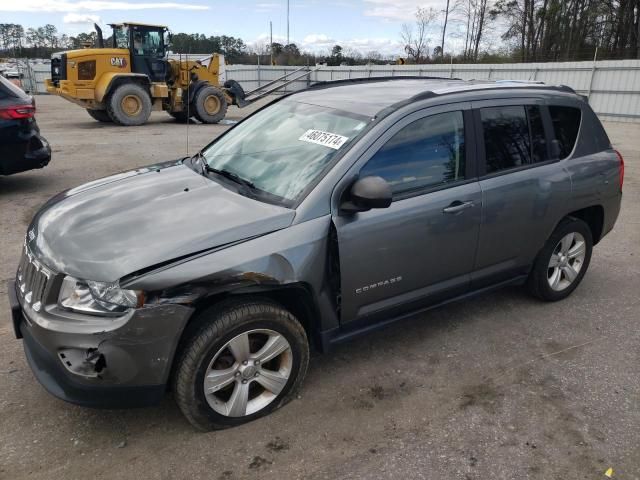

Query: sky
[0,0,472,56]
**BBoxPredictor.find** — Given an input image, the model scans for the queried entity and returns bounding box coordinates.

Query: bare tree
[461,0,489,61]
[440,0,463,56]
[401,7,438,63]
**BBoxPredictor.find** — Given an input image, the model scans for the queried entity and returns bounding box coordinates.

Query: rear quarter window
[0,75,28,99]
[549,106,581,158]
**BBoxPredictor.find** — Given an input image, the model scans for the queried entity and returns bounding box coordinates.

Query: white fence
[22,59,640,123]
[226,60,640,123]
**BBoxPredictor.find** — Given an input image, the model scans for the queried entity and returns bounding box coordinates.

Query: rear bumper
[600,192,622,241]
[0,132,51,175]
[8,279,193,408]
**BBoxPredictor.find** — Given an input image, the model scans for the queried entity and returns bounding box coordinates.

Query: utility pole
[287,0,290,45]
[270,21,273,66]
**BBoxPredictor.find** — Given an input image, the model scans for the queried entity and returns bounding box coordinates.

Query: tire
[192,85,227,124]
[86,109,112,122]
[106,83,152,126]
[168,110,191,123]
[173,300,309,431]
[527,217,593,301]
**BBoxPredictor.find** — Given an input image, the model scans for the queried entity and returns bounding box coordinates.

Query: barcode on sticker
[299,129,349,150]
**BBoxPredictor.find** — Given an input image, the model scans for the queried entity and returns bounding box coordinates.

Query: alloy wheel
[203,329,293,417]
[547,232,586,291]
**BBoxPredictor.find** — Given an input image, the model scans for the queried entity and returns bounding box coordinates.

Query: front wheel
[193,85,228,124]
[527,217,593,301]
[173,301,309,431]
[107,83,152,126]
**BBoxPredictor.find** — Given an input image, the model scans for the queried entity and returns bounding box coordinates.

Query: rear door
[471,98,572,287]
[333,104,482,324]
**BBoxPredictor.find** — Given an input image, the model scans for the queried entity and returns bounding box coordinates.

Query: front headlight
[58,276,144,316]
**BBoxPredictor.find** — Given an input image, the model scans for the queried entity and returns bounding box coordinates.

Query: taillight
[0,105,35,120]
[615,149,625,190]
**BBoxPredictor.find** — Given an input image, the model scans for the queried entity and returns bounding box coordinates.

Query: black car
[0,75,51,176]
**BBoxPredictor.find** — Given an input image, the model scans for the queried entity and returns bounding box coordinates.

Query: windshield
[201,100,369,205]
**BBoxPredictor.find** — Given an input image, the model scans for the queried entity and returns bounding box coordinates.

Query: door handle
[442,201,474,214]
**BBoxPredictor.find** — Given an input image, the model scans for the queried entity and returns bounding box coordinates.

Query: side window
[360,111,465,196]
[115,27,129,49]
[481,106,531,173]
[549,106,581,158]
[527,106,549,163]
[133,29,163,57]
[481,105,550,174]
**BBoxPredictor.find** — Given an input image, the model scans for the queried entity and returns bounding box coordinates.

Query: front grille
[50,54,67,87]
[16,245,53,313]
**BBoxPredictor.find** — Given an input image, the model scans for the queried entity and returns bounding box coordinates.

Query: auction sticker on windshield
[299,129,349,150]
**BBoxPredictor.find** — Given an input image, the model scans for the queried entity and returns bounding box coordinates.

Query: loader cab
[110,22,168,82]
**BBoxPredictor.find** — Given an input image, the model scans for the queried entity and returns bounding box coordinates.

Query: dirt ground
[0,96,639,480]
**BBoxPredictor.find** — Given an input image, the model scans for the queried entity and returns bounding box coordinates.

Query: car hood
[27,161,295,282]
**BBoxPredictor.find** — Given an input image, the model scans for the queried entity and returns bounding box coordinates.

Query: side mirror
[341,176,392,213]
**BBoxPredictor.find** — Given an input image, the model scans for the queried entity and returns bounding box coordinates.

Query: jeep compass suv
[8,78,623,430]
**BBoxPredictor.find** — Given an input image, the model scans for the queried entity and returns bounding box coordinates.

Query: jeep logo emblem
[110,57,127,68]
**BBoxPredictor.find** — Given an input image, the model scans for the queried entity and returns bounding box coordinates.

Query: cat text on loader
[45,22,250,126]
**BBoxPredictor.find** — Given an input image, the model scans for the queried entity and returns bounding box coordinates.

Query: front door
[130,26,167,82]
[333,106,481,323]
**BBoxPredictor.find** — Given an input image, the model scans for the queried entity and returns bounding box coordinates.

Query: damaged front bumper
[8,279,194,408]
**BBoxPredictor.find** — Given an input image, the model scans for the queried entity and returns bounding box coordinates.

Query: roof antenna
[185,49,191,156]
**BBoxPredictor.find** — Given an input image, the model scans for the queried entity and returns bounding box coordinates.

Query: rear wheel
[527,217,593,301]
[107,83,152,126]
[86,109,112,122]
[168,110,191,123]
[193,85,227,124]
[173,301,309,431]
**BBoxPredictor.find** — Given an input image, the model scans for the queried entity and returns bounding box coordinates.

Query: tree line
[0,23,392,66]
[400,0,639,64]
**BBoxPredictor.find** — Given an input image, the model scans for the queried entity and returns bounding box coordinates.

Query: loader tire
[169,111,192,123]
[107,83,152,126]
[193,85,227,124]
[86,109,112,122]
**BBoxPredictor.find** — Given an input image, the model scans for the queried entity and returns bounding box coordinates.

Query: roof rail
[494,79,546,84]
[304,76,578,97]
[307,75,463,91]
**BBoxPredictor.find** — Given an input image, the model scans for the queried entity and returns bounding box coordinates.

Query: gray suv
[8,78,623,430]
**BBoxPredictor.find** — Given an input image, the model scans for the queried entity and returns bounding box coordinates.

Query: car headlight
[58,276,144,316]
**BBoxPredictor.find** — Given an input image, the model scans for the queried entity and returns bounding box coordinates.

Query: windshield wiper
[193,151,256,190]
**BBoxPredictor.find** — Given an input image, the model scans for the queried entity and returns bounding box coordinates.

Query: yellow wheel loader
[45,22,255,126]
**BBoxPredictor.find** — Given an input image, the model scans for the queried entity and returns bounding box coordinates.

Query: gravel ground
[0,96,639,480]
